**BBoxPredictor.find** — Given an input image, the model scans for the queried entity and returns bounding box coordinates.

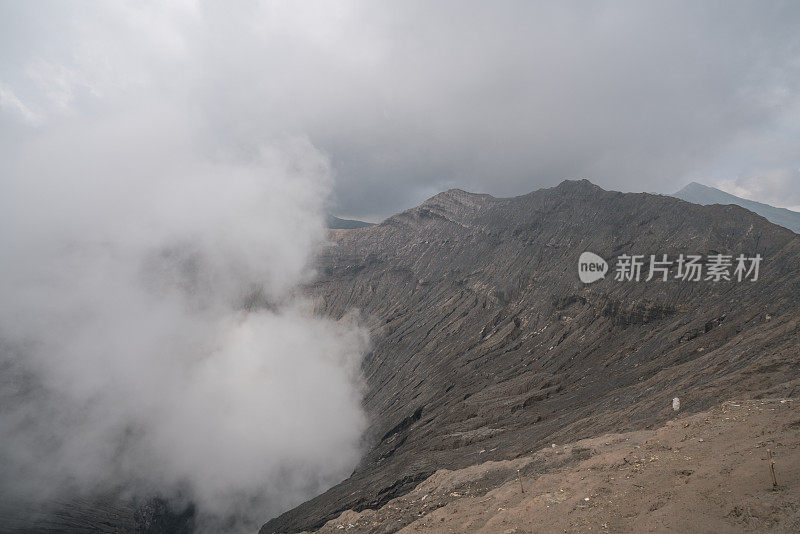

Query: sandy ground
[310,398,800,533]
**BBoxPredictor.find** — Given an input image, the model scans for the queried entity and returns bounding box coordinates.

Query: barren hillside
[262,180,800,533]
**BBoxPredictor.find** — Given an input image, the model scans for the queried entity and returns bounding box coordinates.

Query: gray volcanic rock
[327,215,375,229]
[261,180,800,533]
[673,182,800,234]
[0,496,194,533]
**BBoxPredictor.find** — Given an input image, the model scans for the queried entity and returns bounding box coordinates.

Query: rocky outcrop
[262,180,800,533]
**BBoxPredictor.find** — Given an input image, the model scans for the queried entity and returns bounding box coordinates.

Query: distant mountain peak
[326,214,375,230]
[427,188,494,202]
[679,181,711,190]
[673,182,800,234]
[554,178,604,191]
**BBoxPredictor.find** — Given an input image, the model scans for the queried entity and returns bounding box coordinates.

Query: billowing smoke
[0,4,369,529]
[0,108,368,529]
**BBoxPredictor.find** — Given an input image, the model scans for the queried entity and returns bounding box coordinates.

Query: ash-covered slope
[262,180,800,533]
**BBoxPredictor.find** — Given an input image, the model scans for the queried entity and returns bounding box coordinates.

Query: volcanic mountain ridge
[262,179,800,533]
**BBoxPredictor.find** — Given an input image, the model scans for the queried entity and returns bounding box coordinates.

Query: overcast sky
[1,1,799,219]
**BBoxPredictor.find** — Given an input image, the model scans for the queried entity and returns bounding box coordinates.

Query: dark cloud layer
[3,2,799,219]
[319,1,800,218]
[2,1,799,219]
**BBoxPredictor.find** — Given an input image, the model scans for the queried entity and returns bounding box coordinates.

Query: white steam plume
[0,92,367,532]
[0,3,373,529]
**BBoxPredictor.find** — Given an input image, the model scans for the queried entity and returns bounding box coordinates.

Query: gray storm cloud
[2,2,799,220]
